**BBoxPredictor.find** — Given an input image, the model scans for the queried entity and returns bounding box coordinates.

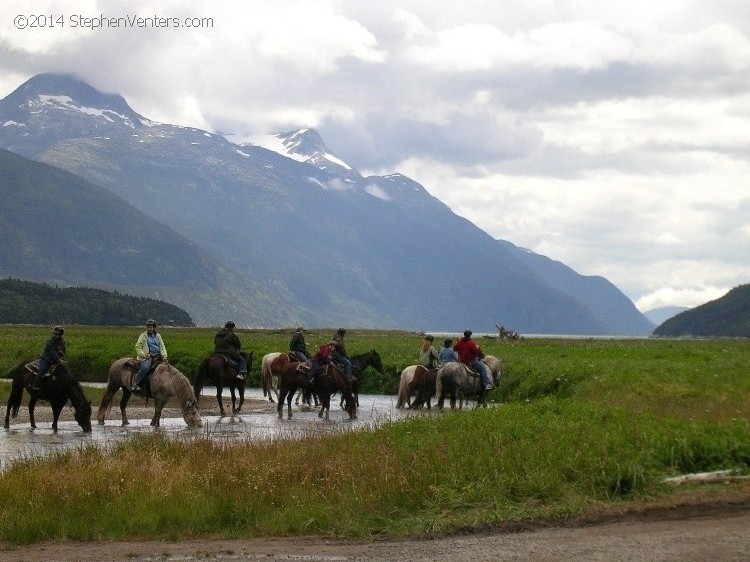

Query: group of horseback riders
[29,322,489,394]
[419,330,493,390]
[29,319,250,394]
[289,326,353,386]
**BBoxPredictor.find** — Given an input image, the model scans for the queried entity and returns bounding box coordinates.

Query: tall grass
[1,401,747,543]
[1,330,749,543]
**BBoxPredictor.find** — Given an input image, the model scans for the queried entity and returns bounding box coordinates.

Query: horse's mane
[160,364,197,403]
[483,355,502,375]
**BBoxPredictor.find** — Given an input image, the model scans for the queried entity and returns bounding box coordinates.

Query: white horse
[396,365,420,408]
[261,352,282,402]
[435,355,503,410]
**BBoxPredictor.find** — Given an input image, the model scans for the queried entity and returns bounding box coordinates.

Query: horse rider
[213,321,247,380]
[306,340,333,386]
[439,338,458,364]
[329,328,353,381]
[453,330,492,390]
[132,319,168,391]
[289,326,310,362]
[31,325,67,391]
[419,334,439,369]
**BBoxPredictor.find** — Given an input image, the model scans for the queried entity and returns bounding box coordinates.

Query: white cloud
[1,0,750,312]
[365,183,391,200]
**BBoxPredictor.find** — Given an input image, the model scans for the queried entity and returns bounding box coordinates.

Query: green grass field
[0,327,748,544]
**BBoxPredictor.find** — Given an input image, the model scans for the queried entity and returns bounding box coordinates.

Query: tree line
[0,278,194,327]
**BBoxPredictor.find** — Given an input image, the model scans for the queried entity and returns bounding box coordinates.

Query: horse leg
[28,395,38,429]
[216,385,226,417]
[450,388,457,410]
[286,387,295,419]
[119,388,132,426]
[96,385,119,425]
[51,401,64,432]
[151,397,166,427]
[229,387,237,415]
[235,386,244,414]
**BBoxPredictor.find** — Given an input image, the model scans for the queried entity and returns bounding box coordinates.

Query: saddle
[127,357,164,375]
[24,360,40,376]
[24,360,60,377]
[294,361,312,375]
[459,363,482,380]
[215,353,240,371]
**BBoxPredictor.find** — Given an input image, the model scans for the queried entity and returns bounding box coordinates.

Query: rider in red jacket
[454,330,492,389]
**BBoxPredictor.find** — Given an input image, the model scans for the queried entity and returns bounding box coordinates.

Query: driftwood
[662,470,750,485]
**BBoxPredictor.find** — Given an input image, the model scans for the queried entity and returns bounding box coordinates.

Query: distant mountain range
[0,72,655,334]
[653,285,750,337]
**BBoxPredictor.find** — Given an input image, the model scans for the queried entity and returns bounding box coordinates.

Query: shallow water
[1,387,418,472]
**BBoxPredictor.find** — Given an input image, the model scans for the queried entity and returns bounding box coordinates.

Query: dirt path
[5,398,750,561]
[1,501,749,561]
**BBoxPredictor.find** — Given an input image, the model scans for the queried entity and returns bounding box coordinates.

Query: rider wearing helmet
[132,319,168,391]
[213,321,247,380]
[31,326,67,391]
[453,330,492,390]
[329,328,353,380]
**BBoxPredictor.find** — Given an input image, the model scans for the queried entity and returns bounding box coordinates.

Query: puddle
[1,387,423,472]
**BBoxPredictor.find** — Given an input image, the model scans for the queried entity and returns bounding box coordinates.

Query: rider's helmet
[463,330,472,338]
[52,326,64,335]
[146,319,157,327]
[225,321,236,329]
[425,334,434,341]
[337,328,346,336]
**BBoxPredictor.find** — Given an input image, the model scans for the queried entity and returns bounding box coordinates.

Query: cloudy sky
[2,0,749,312]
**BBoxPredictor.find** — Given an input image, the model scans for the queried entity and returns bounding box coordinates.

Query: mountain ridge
[0,73,654,334]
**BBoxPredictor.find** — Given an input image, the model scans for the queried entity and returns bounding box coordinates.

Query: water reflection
[1,387,416,472]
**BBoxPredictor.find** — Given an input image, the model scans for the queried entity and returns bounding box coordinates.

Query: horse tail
[194,358,208,398]
[434,367,444,402]
[261,356,271,397]
[396,366,412,408]
[5,363,26,420]
[96,359,126,423]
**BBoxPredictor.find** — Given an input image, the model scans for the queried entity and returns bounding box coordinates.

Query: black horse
[4,361,92,432]
[338,349,385,408]
[193,351,254,416]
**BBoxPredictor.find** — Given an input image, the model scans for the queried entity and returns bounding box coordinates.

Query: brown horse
[96,357,201,427]
[408,367,440,410]
[276,355,308,419]
[4,360,92,433]
[313,363,357,421]
[193,351,254,416]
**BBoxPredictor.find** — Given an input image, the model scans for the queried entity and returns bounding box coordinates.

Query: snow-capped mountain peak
[225,128,354,172]
[1,72,146,130]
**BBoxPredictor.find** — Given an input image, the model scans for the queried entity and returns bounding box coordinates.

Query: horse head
[370,349,384,374]
[75,399,93,433]
[183,397,202,428]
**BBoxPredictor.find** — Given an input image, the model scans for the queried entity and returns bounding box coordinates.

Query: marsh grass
[1,329,749,543]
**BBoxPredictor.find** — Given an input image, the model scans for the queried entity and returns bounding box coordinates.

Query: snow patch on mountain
[31,95,139,128]
[225,129,353,171]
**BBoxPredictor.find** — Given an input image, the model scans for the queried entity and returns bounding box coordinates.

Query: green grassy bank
[1,328,749,543]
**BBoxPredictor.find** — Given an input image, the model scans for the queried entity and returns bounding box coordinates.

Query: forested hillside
[0,279,193,326]
[652,284,750,337]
